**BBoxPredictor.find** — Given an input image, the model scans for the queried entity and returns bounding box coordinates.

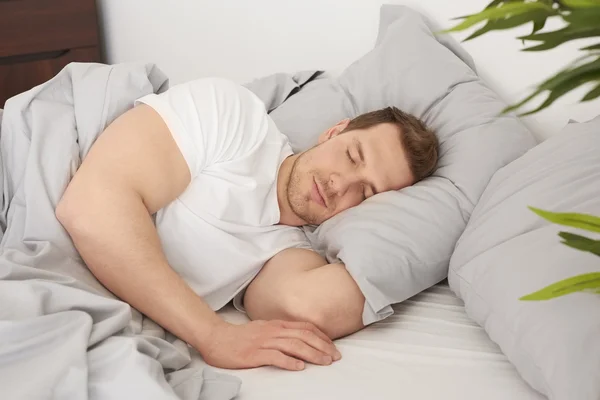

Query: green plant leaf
[562,7,600,25]
[532,15,547,34]
[520,71,600,115]
[529,207,600,233]
[581,43,600,51]
[465,8,555,41]
[484,0,504,9]
[559,232,600,256]
[520,25,600,51]
[445,2,555,33]
[538,54,600,88]
[520,272,600,301]
[504,71,600,114]
[503,56,600,114]
[464,10,553,41]
[582,82,600,100]
[561,0,600,8]
[446,0,600,116]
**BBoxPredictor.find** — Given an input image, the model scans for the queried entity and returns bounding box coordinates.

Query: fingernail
[333,351,342,361]
[322,356,332,364]
[296,361,305,370]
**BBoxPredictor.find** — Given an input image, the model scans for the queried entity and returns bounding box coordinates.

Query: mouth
[312,177,327,208]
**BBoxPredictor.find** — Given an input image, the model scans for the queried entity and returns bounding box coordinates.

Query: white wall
[97,0,600,140]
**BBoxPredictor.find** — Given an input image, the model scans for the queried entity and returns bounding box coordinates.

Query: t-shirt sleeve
[135,77,269,178]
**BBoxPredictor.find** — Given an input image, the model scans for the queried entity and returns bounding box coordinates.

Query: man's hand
[203,320,341,371]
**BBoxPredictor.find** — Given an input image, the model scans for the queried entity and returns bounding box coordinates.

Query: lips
[312,178,327,208]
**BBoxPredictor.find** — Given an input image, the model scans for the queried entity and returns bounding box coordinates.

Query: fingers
[278,321,341,361]
[265,337,334,366]
[280,320,333,344]
[281,328,340,361]
[256,349,305,371]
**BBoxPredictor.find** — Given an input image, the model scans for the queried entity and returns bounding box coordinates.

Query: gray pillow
[448,116,600,400]
[270,4,537,324]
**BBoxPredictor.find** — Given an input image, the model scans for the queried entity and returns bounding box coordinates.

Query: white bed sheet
[196,282,545,400]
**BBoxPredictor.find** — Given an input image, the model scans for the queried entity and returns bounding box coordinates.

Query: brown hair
[343,107,439,182]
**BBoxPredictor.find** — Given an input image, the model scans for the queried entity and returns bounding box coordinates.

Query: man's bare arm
[243,248,365,339]
[56,104,223,350]
[56,104,340,370]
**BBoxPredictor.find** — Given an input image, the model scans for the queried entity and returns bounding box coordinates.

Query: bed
[204,282,544,400]
[0,58,545,400]
[2,3,597,399]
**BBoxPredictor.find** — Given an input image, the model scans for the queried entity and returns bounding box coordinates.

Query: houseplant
[446,0,600,300]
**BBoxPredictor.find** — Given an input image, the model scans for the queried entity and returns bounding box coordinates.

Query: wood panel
[0,0,100,58]
[0,47,101,107]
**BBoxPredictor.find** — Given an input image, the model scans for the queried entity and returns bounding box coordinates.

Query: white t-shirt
[136,77,310,311]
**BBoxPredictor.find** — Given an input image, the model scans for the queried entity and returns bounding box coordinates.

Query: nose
[329,173,361,197]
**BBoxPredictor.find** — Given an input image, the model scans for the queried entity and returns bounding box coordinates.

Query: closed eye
[346,149,356,165]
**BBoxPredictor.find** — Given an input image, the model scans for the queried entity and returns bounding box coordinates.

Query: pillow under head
[270,4,537,324]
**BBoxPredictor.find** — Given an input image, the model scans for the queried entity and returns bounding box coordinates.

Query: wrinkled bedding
[208,282,545,400]
[0,62,315,400]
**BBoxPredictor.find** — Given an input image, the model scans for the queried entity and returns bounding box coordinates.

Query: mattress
[200,282,545,400]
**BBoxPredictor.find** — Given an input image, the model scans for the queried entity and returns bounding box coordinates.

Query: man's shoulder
[173,77,264,107]
[171,76,234,90]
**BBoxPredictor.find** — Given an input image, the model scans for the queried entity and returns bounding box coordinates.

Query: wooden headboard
[0,0,103,107]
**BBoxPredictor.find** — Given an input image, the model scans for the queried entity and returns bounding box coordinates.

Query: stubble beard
[286,152,321,225]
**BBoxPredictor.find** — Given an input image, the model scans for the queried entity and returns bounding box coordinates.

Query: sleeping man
[56,77,438,372]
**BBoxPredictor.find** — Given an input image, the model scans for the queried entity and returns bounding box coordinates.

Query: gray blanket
[0,62,317,399]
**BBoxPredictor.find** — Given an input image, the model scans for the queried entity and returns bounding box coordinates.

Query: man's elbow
[246,290,334,337]
[55,196,76,231]
[288,294,364,339]
[279,290,330,330]
[55,189,92,238]
[245,266,366,339]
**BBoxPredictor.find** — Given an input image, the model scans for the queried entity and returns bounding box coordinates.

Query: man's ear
[318,118,351,144]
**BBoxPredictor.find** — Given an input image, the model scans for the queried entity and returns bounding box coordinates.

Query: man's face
[286,121,415,225]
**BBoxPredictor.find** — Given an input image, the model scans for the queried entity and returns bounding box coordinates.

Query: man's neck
[276,154,305,227]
